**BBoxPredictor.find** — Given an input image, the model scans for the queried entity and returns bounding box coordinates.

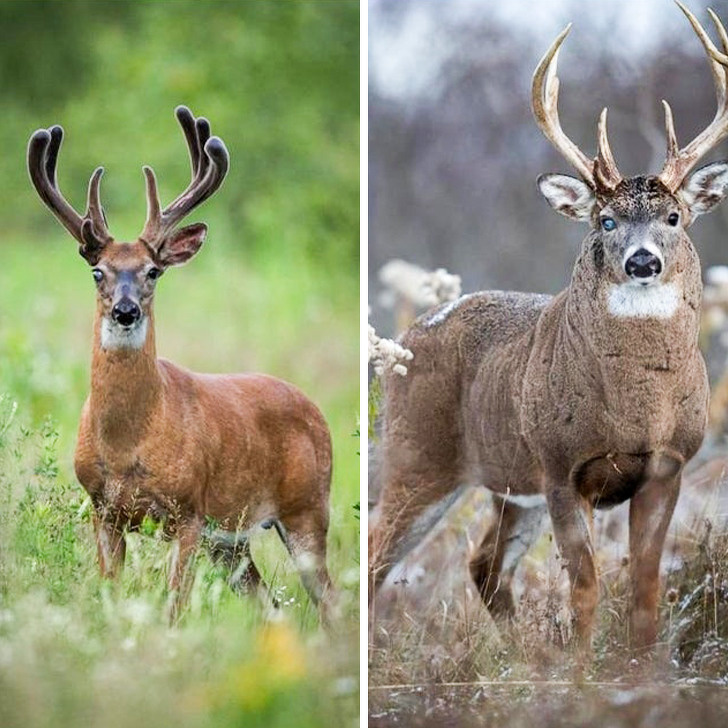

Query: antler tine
[85,167,109,237]
[659,3,728,190]
[193,117,212,179]
[175,105,205,179]
[44,126,63,187]
[142,166,161,225]
[141,106,229,246]
[164,137,228,215]
[662,100,680,160]
[27,126,112,249]
[532,24,597,186]
[709,8,728,66]
[28,127,84,239]
[595,108,623,191]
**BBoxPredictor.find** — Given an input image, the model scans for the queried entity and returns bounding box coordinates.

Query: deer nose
[111,299,141,327]
[624,248,662,279]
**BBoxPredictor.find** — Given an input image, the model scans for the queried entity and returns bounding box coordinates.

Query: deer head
[27,106,229,349]
[533,3,728,301]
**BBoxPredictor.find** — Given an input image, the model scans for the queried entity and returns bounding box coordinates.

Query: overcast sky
[369,0,715,102]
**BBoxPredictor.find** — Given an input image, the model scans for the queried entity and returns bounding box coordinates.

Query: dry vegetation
[369,508,728,726]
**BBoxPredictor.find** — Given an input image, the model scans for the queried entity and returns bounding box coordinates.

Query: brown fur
[74,241,333,619]
[371,179,711,652]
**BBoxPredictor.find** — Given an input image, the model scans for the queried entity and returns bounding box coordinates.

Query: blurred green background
[0,1,359,726]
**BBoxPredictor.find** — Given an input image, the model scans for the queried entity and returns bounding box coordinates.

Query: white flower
[368,324,414,376]
[378,260,462,308]
[706,265,728,287]
[420,268,462,306]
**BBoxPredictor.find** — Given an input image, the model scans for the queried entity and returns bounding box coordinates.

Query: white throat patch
[607,282,680,319]
[100,317,149,350]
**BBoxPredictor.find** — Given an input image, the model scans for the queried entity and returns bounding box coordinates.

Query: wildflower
[368,324,413,376]
[378,259,462,308]
[421,268,462,306]
[207,622,308,713]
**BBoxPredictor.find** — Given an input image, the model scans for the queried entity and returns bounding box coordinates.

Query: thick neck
[563,237,702,365]
[89,306,163,451]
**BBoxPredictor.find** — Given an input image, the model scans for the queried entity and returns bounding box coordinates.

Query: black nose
[624,248,662,279]
[111,299,141,327]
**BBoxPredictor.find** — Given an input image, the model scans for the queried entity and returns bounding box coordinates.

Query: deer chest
[82,455,194,531]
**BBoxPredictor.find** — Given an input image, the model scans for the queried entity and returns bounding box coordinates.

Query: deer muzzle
[111,298,141,328]
[623,244,663,285]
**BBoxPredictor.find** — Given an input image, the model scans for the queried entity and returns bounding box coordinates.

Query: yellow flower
[207,622,309,713]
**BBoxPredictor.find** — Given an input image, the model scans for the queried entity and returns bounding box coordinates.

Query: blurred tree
[1,0,358,275]
[0,1,138,109]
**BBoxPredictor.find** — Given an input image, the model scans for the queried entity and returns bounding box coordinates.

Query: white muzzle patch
[100,316,148,350]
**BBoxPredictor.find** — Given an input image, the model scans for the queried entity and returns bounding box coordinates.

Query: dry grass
[369,514,728,726]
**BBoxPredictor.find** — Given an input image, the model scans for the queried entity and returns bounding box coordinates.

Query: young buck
[371,4,728,651]
[27,106,333,619]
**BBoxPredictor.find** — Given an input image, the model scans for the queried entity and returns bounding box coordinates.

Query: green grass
[0,231,359,728]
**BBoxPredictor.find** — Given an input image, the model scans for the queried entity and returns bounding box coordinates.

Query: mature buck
[27,106,332,619]
[371,4,728,651]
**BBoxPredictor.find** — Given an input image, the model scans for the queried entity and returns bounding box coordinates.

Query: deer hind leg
[277,512,332,617]
[628,470,681,653]
[207,530,278,608]
[370,463,461,596]
[546,485,598,650]
[93,510,126,579]
[470,493,547,618]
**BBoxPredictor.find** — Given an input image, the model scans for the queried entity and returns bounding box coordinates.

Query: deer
[27,106,333,621]
[370,3,728,653]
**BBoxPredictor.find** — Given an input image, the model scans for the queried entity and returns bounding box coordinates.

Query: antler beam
[532,25,623,192]
[27,126,112,257]
[659,3,728,191]
[140,106,230,247]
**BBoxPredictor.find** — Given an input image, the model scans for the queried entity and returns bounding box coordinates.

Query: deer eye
[667,212,680,226]
[601,217,616,232]
[147,267,162,280]
[92,269,104,283]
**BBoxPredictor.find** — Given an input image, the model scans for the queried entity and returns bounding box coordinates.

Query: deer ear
[681,161,728,219]
[156,223,207,267]
[537,174,595,222]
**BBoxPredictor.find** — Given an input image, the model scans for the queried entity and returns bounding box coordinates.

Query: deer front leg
[93,511,126,579]
[167,516,204,624]
[546,485,598,650]
[628,474,680,653]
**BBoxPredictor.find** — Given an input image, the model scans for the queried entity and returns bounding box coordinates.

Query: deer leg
[167,517,203,624]
[210,535,278,608]
[93,511,126,579]
[277,513,332,618]
[628,474,680,653]
[227,541,273,604]
[470,494,547,618]
[546,485,598,649]
[370,476,460,595]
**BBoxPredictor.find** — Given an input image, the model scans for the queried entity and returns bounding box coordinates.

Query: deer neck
[562,238,702,366]
[89,307,163,450]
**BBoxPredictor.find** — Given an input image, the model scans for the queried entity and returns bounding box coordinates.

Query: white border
[360,0,369,722]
